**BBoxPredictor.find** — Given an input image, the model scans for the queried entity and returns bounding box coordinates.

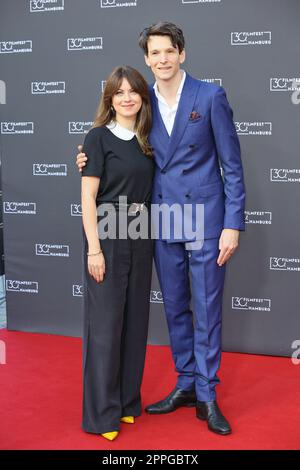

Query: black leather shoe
[196,401,232,435]
[145,387,197,414]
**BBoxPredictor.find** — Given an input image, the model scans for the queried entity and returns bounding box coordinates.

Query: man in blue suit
[138,22,245,436]
[77,22,245,436]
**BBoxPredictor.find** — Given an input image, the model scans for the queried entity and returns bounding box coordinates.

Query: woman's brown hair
[93,65,152,156]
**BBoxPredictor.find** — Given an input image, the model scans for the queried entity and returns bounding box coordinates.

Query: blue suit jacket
[149,73,246,242]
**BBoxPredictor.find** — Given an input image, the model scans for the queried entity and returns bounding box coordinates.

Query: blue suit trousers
[154,238,226,401]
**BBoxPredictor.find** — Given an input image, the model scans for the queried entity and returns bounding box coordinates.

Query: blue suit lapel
[163,74,200,169]
[149,88,169,168]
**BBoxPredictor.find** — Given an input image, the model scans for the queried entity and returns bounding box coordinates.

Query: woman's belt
[98,201,150,215]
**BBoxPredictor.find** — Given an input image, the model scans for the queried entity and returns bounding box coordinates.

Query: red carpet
[0,329,299,450]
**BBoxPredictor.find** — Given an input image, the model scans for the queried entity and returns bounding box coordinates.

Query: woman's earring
[111,106,115,113]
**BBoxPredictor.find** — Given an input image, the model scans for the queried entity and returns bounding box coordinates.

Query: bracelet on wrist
[87,249,102,256]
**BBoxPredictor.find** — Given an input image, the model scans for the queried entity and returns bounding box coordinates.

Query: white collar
[106,121,136,141]
[153,70,186,106]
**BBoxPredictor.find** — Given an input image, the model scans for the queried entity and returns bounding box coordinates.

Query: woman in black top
[81,66,154,441]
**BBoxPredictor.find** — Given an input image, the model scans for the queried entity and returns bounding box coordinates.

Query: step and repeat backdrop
[0,0,299,356]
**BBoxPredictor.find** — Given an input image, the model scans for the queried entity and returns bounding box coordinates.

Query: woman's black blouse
[81,126,154,206]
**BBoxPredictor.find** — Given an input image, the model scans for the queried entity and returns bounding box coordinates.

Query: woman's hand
[88,253,106,283]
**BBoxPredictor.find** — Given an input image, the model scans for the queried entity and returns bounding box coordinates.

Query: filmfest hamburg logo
[245,211,272,225]
[270,78,300,91]
[201,78,222,86]
[31,81,65,94]
[69,122,93,134]
[36,244,70,257]
[231,31,271,46]
[33,164,67,176]
[150,290,164,304]
[67,37,103,51]
[30,0,64,12]
[4,202,36,214]
[181,0,222,4]
[73,285,83,297]
[100,0,137,7]
[6,280,39,293]
[235,122,272,136]
[0,40,32,54]
[232,297,271,312]
[1,122,34,134]
[270,169,300,183]
[71,204,82,216]
[270,258,300,271]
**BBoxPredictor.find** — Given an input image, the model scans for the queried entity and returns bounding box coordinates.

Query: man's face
[144,35,185,82]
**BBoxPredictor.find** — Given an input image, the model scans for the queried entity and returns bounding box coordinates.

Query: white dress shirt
[106,121,135,141]
[153,70,186,136]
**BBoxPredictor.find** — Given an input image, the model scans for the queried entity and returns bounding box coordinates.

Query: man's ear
[144,54,150,67]
[179,49,186,65]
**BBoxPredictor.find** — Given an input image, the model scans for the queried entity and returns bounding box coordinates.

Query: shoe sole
[196,415,232,435]
[208,426,232,435]
[145,402,197,414]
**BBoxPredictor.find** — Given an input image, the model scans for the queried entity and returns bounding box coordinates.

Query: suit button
[189,144,196,149]
[161,169,166,174]
[182,170,187,174]
[185,194,190,198]
[158,194,162,199]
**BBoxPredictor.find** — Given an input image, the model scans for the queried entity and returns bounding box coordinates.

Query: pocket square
[189,111,201,121]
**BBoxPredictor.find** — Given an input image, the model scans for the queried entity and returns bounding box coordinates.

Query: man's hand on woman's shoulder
[76,144,87,172]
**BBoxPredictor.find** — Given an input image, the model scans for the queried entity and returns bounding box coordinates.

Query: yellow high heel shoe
[101,431,119,441]
[120,416,135,424]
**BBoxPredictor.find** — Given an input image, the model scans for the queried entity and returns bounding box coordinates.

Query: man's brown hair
[138,21,185,55]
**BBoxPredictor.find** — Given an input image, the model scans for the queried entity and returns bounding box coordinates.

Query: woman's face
[112,78,142,120]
